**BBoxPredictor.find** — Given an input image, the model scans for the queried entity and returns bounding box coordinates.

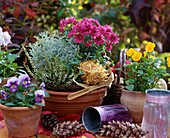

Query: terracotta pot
[120,89,146,123]
[0,78,8,86]
[44,88,107,117]
[0,99,45,138]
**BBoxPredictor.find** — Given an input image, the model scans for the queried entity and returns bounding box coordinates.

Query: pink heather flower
[94,35,105,45]
[84,40,92,46]
[74,33,84,43]
[109,33,120,44]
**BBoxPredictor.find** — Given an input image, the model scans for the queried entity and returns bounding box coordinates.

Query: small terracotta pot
[44,88,107,117]
[0,78,8,86]
[120,89,146,123]
[0,99,45,138]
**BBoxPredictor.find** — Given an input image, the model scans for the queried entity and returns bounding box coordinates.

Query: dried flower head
[79,60,110,85]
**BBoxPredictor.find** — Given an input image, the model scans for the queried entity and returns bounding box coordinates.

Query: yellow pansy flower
[167,57,170,62]
[146,42,156,53]
[149,55,156,60]
[168,62,170,67]
[126,48,136,57]
[144,51,147,57]
[132,51,142,61]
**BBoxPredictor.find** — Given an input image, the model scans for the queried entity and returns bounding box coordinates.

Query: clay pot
[44,88,107,117]
[0,99,45,138]
[120,89,146,123]
[0,78,8,86]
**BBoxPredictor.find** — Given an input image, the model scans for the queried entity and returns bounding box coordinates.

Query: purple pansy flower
[5,77,20,92]
[0,90,7,99]
[34,90,45,103]
[40,82,46,91]
[18,74,30,88]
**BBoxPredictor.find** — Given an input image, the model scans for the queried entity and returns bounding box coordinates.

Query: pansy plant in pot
[0,73,50,137]
[23,17,119,116]
[120,42,169,123]
[0,27,23,86]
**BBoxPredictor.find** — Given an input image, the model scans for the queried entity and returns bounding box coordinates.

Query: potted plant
[23,17,119,117]
[120,42,169,122]
[0,27,22,86]
[0,73,49,137]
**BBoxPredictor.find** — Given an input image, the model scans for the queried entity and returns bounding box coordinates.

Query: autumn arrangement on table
[25,17,120,91]
[123,42,169,93]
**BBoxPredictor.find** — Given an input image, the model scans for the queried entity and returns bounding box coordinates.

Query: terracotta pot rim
[46,87,107,95]
[122,89,146,95]
[0,99,45,111]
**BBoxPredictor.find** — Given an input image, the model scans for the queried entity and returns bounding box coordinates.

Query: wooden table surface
[0,125,49,138]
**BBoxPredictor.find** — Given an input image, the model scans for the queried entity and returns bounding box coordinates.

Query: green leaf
[26,93,33,96]
[57,8,65,17]
[45,92,50,97]
[27,104,35,109]
[125,85,134,91]
[35,103,45,106]
[127,79,135,84]
[7,54,19,62]
[137,70,143,75]
[5,102,15,106]
[158,68,166,73]
[16,92,24,100]
[148,77,155,83]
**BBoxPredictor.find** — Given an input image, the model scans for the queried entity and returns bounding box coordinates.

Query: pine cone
[41,114,58,131]
[97,120,148,138]
[50,120,85,138]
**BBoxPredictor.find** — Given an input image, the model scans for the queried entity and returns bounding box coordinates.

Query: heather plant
[24,31,80,90]
[0,74,49,107]
[122,42,169,93]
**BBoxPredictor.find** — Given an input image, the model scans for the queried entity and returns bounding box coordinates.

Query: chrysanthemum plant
[60,17,119,65]
[0,27,23,82]
[123,42,169,93]
[0,74,50,108]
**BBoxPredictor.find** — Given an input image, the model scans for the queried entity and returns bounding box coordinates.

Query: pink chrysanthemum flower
[94,35,105,45]
[65,17,75,24]
[74,33,84,43]
[104,25,113,33]
[84,40,92,46]
[72,24,81,34]
[67,30,74,38]
[98,26,106,35]
[60,19,66,28]
[109,33,120,44]
[90,25,99,38]
[106,43,113,51]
